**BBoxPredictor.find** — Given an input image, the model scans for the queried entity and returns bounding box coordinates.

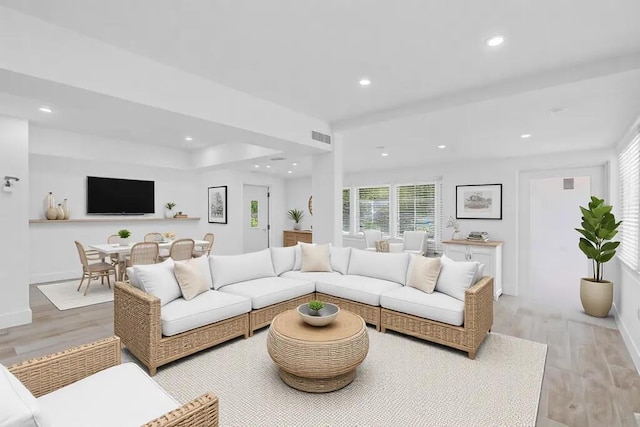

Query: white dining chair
[402,230,427,255]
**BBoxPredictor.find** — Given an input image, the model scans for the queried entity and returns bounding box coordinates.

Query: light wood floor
[1,285,639,426]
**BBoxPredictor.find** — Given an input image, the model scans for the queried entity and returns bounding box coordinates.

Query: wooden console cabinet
[283,230,312,246]
[442,240,503,301]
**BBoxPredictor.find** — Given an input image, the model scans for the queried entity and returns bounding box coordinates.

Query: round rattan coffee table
[267,309,369,393]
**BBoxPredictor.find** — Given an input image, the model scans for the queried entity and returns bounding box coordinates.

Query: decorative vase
[56,204,65,220]
[165,209,173,219]
[46,192,58,220]
[62,199,71,220]
[293,223,301,230]
[580,278,613,317]
[452,230,463,240]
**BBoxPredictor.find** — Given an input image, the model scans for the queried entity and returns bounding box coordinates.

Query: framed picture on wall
[208,186,228,224]
[456,184,502,220]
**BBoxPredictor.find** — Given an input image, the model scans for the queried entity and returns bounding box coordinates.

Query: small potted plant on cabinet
[288,208,304,230]
[117,229,132,246]
[164,202,176,219]
[575,196,621,317]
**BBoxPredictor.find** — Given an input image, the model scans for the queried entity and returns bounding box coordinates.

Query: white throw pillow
[270,247,296,276]
[347,249,410,285]
[209,249,275,290]
[301,243,332,272]
[133,259,182,306]
[474,264,486,285]
[174,258,211,300]
[436,254,479,301]
[0,364,51,427]
[293,244,303,271]
[407,256,442,293]
[330,246,351,275]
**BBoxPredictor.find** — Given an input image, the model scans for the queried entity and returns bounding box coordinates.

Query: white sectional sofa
[115,244,493,376]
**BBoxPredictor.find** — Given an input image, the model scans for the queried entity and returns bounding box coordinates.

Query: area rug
[123,329,547,427]
[37,280,113,310]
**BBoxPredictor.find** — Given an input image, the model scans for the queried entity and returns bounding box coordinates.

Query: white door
[243,185,269,253]
[519,166,604,310]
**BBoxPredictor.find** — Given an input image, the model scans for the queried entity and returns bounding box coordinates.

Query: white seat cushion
[380,287,465,326]
[38,363,179,427]
[209,249,275,290]
[0,364,51,427]
[347,249,410,285]
[161,290,251,336]
[280,271,343,283]
[316,274,402,306]
[219,277,314,309]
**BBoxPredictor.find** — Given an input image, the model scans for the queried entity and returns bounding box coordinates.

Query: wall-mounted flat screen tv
[87,176,155,215]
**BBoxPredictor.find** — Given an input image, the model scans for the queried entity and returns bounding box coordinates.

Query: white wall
[0,116,31,328]
[198,169,286,253]
[343,148,613,297]
[28,127,200,283]
[285,177,312,231]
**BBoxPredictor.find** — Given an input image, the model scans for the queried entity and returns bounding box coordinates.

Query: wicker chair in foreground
[4,336,219,427]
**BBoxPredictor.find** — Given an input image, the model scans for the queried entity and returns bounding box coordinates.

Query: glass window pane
[357,186,390,233]
[342,188,350,233]
[250,200,259,228]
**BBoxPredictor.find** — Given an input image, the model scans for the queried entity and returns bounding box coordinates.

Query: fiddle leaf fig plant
[575,196,621,282]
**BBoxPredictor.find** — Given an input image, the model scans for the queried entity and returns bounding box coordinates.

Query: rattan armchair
[74,241,115,296]
[128,242,160,266]
[7,336,219,426]
[193,233,215,257]
[170,238,195,261]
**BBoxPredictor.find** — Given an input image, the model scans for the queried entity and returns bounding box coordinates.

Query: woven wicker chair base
[279,368,356,393]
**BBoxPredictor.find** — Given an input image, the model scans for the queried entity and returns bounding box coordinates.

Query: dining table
[89,240,210,281]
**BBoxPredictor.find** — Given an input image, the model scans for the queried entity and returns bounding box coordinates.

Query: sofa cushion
[161,290,251,336]
[347,249,410,285]
[38,363,179,427]
[380,287,465,326]
[219,277,314,309]
[436,254,480,301]
[293,244,303,270]
[209,249,275,290]
[316,274,403,306]
[407,256,441,294]
[133,259,182,306]
[0,364,51,427]
[280,271,343,283]
[301,243,332,272]
[330,246,351,275]
[270,246,295,276]
[173,258,211,301]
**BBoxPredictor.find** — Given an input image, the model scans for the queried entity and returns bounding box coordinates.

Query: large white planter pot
[293,223,301,230]
[580,278,613,318]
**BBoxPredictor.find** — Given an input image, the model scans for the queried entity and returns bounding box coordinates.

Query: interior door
[243,185,269,253]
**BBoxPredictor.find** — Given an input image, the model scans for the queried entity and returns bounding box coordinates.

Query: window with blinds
[619,134,640,270]
[342,188,350,233]
[357,186,390,233]
[396,183,436,238]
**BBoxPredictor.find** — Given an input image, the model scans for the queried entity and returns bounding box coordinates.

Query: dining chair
[127,242,159,267]
[362,229,382,252]
[74,241,115,296]
[170,238,195,261]
[193,233,215,257]
[144,232,163,242]
[402,230,427,255]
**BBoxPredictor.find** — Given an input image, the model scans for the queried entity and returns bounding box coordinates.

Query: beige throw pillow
[300,243,332,272]
[174,258,210,300]
[408,256,442,294]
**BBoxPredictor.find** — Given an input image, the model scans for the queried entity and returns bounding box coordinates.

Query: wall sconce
[3,176,19,193]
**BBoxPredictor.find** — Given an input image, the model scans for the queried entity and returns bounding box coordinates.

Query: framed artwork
[208,186,228,224]
[456,184,502,220]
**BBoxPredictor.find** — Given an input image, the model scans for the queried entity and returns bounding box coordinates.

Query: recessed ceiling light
[292,163,297,166]
[520,134,531,138]
[287,170,293,174]
[265,165,271,169]
[381,152,389,157]
[184,136,193,141]
[359,78,371,87]
[254,164,259,168]
[38,106,53,113]
[438,145,446,149]
[485,35,504,47]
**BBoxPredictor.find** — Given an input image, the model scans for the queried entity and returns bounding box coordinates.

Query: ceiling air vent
[563,178,574,190]
[312,130,332,144]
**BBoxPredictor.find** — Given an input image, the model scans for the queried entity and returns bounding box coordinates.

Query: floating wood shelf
[29,217,201,224]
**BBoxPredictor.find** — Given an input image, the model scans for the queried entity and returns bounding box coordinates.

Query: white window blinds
[619,134,640,270]
[342,188,350,233]
[357,186,390,233]
[396,183,436,238]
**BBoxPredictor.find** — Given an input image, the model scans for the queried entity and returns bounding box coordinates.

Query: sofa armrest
[464,276,494,337]
[8,336,121,398]
[143,393,219,427]
[114,282,162,368]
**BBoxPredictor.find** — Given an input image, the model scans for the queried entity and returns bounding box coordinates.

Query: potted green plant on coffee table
[575,196,621,317]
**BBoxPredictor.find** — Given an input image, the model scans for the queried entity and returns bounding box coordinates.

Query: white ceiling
[1,1,640,176]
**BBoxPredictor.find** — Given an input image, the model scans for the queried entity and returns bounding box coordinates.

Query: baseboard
[613,303,640,375]
[30,270,78,284]
[0,308,32,330]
